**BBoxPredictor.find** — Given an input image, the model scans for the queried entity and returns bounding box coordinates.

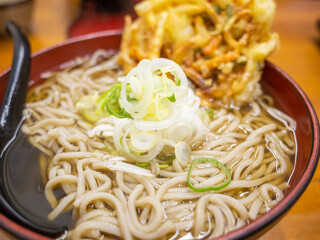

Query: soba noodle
[21,50,296,239]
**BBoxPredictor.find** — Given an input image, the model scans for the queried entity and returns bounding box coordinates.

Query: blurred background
[0,0,319,239]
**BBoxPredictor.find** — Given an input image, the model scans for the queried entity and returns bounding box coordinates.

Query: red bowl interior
[0,32,319,240]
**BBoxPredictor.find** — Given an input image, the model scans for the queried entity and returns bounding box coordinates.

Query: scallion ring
[187,158,231,192]
[98,83,132,119]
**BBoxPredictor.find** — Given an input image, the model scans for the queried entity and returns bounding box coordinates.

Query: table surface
[0,0,320,239]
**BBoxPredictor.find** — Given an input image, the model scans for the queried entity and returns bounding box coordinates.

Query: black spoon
[0,21,72,238]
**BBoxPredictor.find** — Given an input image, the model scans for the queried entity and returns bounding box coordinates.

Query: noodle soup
[21,50,296,239]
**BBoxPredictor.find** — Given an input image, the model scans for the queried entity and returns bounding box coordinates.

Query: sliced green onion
[106,97,132,118]
[168,156,176,164]
[176,76,181,86]
[168,94,176,102]
[98,83,132,119]
[175,141,191,167]
[98,83,121,105]
[187,158,231,192]
[76,94,105,123]
[127,96,138,103]
[136,162,149,168]
[130,131,157,152]
[159,164,169,168]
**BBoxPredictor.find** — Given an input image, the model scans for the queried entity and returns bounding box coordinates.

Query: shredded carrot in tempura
[118,0,279,106]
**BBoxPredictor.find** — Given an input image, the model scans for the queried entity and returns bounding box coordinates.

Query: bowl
[0,31,319,240]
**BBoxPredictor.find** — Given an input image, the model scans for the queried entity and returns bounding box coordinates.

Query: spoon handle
[0,21,30,135]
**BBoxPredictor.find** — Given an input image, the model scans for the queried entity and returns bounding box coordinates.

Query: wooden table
[0,0,319,239]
